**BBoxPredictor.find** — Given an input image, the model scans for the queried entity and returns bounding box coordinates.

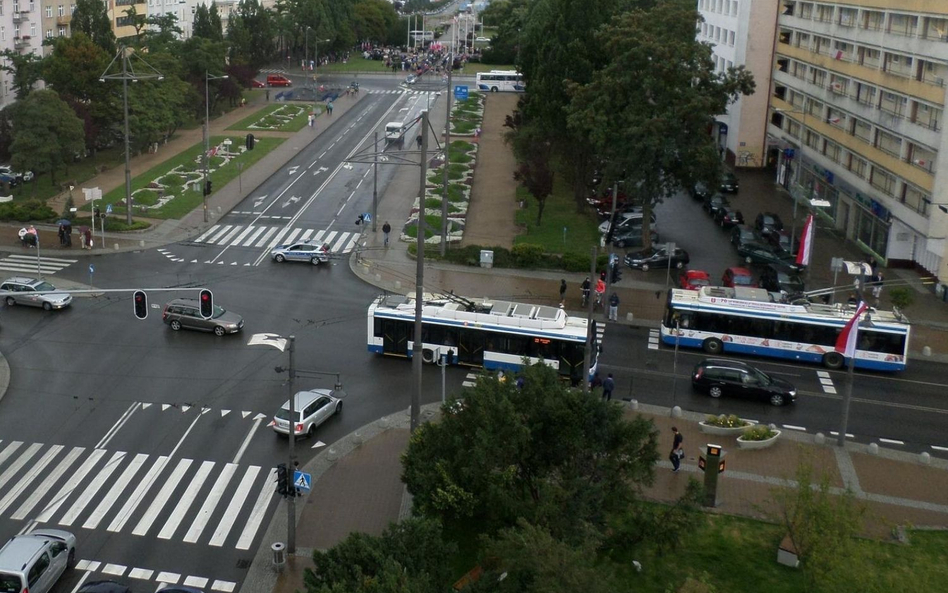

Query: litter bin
[271,542,286,568]
[480,250,494,269]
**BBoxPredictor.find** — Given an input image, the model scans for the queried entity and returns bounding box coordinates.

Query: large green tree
[567,0,755,246]
[352,0,399,44]
[71,0,117,54]
[9,90,85,185]
[227,0,276,67]
[402,363,659,543]
[479,0,528,65]
[0,50,43,100]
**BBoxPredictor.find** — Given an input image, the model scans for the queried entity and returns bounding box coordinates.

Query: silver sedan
[1,277,72,310]
[270,240,331,265]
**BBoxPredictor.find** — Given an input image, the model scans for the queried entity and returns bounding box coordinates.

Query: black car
[610,226,660,248]
[692,359,796,406]
[759,264,805,295]
[691,182,712,201]
[730,225,762,249]
[702,193,730,217]
[719,172,740,193]
[754,212,784,237]
[624,245,690,271]
[714,206,744,229]
[767,229,799,256]
[737,241,805,272]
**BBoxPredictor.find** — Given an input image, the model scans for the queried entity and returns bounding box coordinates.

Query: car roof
[2,276,40,285]
[78,581,133,593]
[697,358,754,370]
[0,534,52,568]
[282,389,334,411]
[726,267,752,274]
[686,270,709,277]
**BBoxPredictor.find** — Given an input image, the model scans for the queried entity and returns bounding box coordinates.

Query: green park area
[228,103,319,133]
[515,179,601,258]
[92,135,283,220]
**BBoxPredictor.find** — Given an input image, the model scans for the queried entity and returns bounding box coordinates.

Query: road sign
[89,264,94,274]
[361,212,372,223]
[454,85,469,101]
[293,470,312,492]
[106,203,113,214]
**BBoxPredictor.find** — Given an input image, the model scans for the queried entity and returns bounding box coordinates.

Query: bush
[0,200,57,222]
[512,243,545,267]
[888,286,914,311]
[740,425,778,441]
[61,196,76,221]
[704,414,749,428]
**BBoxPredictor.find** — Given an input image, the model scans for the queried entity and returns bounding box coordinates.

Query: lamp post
[774,105,810,245]
[440,52,453,255]
[204,71,229,223]
[100,46,163,226]
[314,36,330,108]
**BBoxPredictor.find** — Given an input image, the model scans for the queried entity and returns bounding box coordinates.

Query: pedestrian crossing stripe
[74,558,236,592]
[648,329,660,350]
[0,439,277,550]
[193,225,360,254]
[0,254,77,275]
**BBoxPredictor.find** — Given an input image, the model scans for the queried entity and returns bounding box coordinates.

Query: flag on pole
[796,213,814,267]
[835,301,869,359]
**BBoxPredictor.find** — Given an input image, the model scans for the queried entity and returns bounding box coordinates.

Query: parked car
[272,389,343,438]
[737,242,804,272]
[729,225,762,249]
[250,79,266,88]
[692,359,796,406]
[719,171,740,193]
[702,193,730,218]
[768,229,799,256]
[0,529,76,593]
[759,264,806,295]
[0,277,72,310]
[594,198,634,219]
[624,245,690,271]
[610,226,659,248]
[722,266,757,288]
[713,206,744,228]
[754,212,785,238]
[162,298,244,336]
[270,240,331,265]
[597,209,656,235]
[0,172,18,188]
[78,582,133,593]
[266,74,292,87]
[691,182,712,201]
[680,269,711,290]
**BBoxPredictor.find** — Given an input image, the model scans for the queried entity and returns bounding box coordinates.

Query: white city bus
[661,286,910,372]
[368,293,600,378]
[475,70,525,92]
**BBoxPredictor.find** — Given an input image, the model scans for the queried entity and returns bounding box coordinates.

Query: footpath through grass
[228,103,317,133]
[514,179,601,258]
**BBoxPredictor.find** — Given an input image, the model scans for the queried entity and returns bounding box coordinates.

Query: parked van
[0,529,76,593]
[385,121,406,142]
[266,74,292,87]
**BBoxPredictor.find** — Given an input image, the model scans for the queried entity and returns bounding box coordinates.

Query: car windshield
[691,278,710,286]
[752,368,772,385]
[733,275,755,286]
[212,305,227,319]
[33,281,56,292]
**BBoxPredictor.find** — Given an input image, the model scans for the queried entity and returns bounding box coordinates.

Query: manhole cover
[236,559,251,569]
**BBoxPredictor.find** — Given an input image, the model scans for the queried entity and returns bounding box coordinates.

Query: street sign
[830,257,845,273]
[362,212,372,223]
[810,198,831,208]
[89,264,94,274]
[454,85,469,101]
[106,203,113,214]
[293,470,312,492]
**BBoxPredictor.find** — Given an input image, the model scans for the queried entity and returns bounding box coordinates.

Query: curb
[0,352,10,406]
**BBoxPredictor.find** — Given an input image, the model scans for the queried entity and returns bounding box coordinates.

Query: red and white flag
[835,301,869,359]
[796,213,814,267]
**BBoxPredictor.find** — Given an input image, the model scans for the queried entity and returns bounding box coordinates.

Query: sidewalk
[253,400,948,593]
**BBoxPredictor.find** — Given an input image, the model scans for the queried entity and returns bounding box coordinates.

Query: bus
[661,286,910,372]
[475,70,525,93]
[368,293,601,378]
[410,30,435,43]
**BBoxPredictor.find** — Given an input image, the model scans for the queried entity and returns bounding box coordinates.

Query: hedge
[410,242,609,272]
[0,201,57,223]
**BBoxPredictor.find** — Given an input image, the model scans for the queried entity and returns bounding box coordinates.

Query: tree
[479,0,528,65]
[71,0,117,54]
[566,0,754,247]
[511,124,554,225]
[402,363,659,543]
[123,6,149,43]
[144,13,184,49]
[303,517,457,593]
[208,4,225,41]
[352,0,399,44]
[9,90,86,186]
[192,5,213,40]
[0,50,43,100]
[227,0,275,68]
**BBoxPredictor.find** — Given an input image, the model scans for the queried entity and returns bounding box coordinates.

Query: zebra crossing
[367,89,437,95]
[75,558,237,592]
[648,329,660,350]
[0,254,77,275]
[0,439,277,550]
[192,225,361,254]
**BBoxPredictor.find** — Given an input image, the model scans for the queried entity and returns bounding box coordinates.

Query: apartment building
[768,0,948,281]
[0,0,45,107]
[697,0,779,169]
[40,0,73,53]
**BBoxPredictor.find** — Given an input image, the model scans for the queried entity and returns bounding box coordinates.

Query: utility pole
[372,132,379,232]
[286,335,297,553]
[440,54,453,255]
[583,245,597,394]
[412,111,430,432]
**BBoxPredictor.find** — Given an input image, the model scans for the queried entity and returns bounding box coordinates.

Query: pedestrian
[600,270,607,283]
[559,279,567,306]
[670,426,684,472]
[308,114,314,128]
[581,276,591,307]
[58,224,65,246]
[871,271,884,300]
[594,278,606,309]
[602,373,615,401]
[609,292,619,321]
[382,221,392,247]
[265,89,270,101]
[80,230,87,249]
[84,228,92,249]
[327,101,333,115]
[416,134,423,149]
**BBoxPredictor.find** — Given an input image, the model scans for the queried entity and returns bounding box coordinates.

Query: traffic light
[276,463,288,497]
[204,180,213,196]
[133,290,148,320]
[246,133,255,150]
[199,289,213,318]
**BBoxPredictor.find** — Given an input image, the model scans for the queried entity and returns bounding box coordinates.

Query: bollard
[670,405,682,418]
[813,432,826,445]
[375,273,382,282]
[140,240,145,247]
[114,243,119,250]
[271,542,286,569]
[394,280,402,290]
[920,451,931,465]
[922,346,932,357]
[628,399,639,411]
[352,431,364,446]
[327,447,339,461]
[868,442,879,455]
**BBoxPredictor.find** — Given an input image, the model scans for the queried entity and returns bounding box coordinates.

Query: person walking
[265,89,270,101]
[84,227,92,249]
[382,221,392,247]
[581,276,591,307]
[609,292,619,321]
[416,134,423,150]
[559,279,567,306]
[594,277,606,310]
[601,373,614,401]
[670,426,684,472]
[871,271,884,301]
[327,101,334,115]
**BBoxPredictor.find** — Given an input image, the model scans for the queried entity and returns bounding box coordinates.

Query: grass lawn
[5,146,127,203]
[515,180,601,257]
[228,103,316,132]
[92,135,284,220]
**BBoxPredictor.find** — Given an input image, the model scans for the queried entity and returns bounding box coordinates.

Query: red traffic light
[133,290,148,320]
[199,289,213,318]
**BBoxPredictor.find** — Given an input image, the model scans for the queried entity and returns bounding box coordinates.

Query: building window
[45,28,52,39]
[852,119,872,144]
[29,0,34,11]
[45,5,51,17]
[849,155,869,178]
[875,130,902,158]
[58,4,64,16]
[839,7,856,27]
[902,185,929,215]
[823,140,842,163]
[30,23,35,36]
[861,48,881,69]
[856,208,889,258]
[13,2,20,13]
[923,17,948,41]
[855,83,876,106]
[880,92,908,118]
[869,167,897,197]
[58,26,65,36]
[889,13,918,37]
[862,10,885,31]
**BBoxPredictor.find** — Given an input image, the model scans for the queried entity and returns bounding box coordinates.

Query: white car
[270,240,331,265]
[475,36,490,42]
[405,74,417,85]
[272,389,342,438]
[0,529,76,593]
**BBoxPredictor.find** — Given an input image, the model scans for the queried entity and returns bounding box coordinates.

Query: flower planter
[699,421,750,437]
[737,430,782,450]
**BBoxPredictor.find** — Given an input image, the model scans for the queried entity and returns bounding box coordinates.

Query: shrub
[704,414,749,428]
[888,286,914,311]
[512,243,545,267]
[0,201,56,222]
[740,425,778,441]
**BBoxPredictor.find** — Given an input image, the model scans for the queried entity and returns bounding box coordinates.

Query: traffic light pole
[286,335,297,554]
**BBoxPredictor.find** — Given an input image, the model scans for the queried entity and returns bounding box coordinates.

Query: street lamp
[100,46,163,226]
[314,36,330,92]
[204,71,229,223]
[773,105,811,246]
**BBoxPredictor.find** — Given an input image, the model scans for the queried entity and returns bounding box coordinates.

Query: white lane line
[0,443,43,491]
[184,463,238,543]
[824,386,837,394]
[168,410,205,459]
[5,254,78,264]
[233,417,264,465]
[817,370,830,378]
[230,225,257,247]
[82,453,149,529]
[209,465,261,547]
[282,228,303,245]
[184,576,210,588]
[782,424,807,432]
[69,571,92,593]
[819,378,834,385]
[101,563,127,576]
[12,446,84,520]
[59,451,127,526]
[331,232,351,253]
[319,151,327,158]
[879,438,905,445]
[0,445,62,514]
[158,460,215,540]
[265,227,291,250]
[932,445,948,452]
[235,468,277,550]
[156,571,181,584]
[128,568,154,580]
[322,231,338,248]
[194,225,220,242]
[107,456,170,533]
[253,227,278,248]
[132,458,194,536]
[206,225,234,244]
[0,441,23,466]
[96,402,139,449]
[35,449,106,523]
[829,431,854,438]
[336,203,346,216]
[343,235,359,254]
[297,229,314,241]
[462,381,476,387]
[241,226,267,247]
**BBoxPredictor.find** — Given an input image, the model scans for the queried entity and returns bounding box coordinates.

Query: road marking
[102,563,127,576]
[0,444,62,514]
[195,225,221,242]
[82,452,148,529]
[133,458,194,536]
[184,576,210,588]
[0,442,41,493]
[69,571,92,593]
[128,567,154,580]
[209,465,261,546]
[782,424,807,432]
[12,446,83,520]
[35,448,106,523]
[107,456,170,533]
[60,450,127,526]
[282,228,303,245]
[158,460,215,540]
[311,440,326,449]
[233,415,265,464]
[97,402,140,449]
[932,445,948,452]
[230,225,257,246]
[211,580,237,592]
[299,229,314,241]
[332,231,353,253]
[183,463,238,543]
[168,409,205,459]
[241,226,267,247]
[235,468,276,550]
[829,431,854,438]
[265,227,292,250]
[156,571,181,584]
[0,441,23,466]
[253,227,278,248]
[879,438,905,445]
[75,560,99,571]
[206,225,234,244]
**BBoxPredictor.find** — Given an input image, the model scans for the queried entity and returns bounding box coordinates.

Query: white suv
[0,529,76,593]
[272,389,342,438]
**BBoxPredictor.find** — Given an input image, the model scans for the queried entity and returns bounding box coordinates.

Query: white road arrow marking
[343,163,353,170]
[232,416,264,464]
[241,411,251,419]
[201,407,211,415]
[288,166,299,175]
[253,195,268,208]
[161,404,171,411]
[220,410,231,417]
[313,167,329,176]
[141,403,151,410]
[282,196,301,208]
[191,259,198,263]
[253,413,266,421]
[379,156,389,162]
[181,405,191,413]
[311,441,326,449]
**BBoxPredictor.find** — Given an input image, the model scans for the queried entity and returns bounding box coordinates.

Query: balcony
[12,11,29,23]
[13,37,30,49]
[56,14,72,26]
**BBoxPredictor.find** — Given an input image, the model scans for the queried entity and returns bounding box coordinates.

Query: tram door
[457,330,485,366]
[381,320,410,356]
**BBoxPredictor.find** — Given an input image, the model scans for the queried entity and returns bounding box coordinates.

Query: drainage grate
[236,559,252,569]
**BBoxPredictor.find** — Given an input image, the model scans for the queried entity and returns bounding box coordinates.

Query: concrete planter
[699,421,750,437]
[737,430,782,450]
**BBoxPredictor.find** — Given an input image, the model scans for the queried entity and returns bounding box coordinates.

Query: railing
[56,14,71,25]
